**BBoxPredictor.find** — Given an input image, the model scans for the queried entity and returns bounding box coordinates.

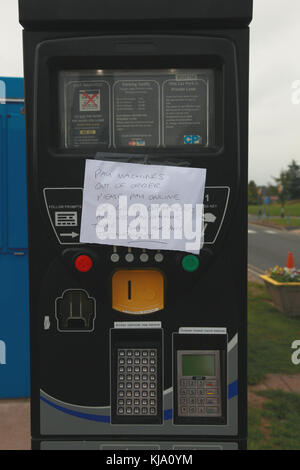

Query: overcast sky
[0,0,299,185]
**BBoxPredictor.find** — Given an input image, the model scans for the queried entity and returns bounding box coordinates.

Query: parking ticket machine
[19,0,253,450]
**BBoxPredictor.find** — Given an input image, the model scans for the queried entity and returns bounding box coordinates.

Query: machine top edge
[19,0,253,29]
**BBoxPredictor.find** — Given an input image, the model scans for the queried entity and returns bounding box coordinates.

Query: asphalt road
[248,222,300,274]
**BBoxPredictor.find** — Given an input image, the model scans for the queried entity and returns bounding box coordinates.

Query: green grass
[268,218,300,228]
[248,282,300,385]
[248,201,300,217]
[248,391,300,450]
[248,282,300,449]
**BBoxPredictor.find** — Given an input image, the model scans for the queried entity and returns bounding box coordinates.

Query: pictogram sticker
[80,90,101,112]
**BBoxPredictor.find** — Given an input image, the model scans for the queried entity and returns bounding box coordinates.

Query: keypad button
[126,408,132,414]
[197,407,205,414]
[127,350,133,356]
[181,406,188,414]
[118,399,124,405]
[206,398,219,405]
[142,391,148,397]
[118,407,124,414]
[134,408,140,414]
[119,351,125,357]
[205,388,217,396]
[206,407,219,414]
[189,406,196,414]
[126,399,132,405]
[126,391,132,397]
[180,397,187,405]
[205,380,217,388]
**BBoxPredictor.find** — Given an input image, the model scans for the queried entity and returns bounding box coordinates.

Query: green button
[182,255,200,272]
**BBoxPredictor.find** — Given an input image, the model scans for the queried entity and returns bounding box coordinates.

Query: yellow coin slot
[112,269,164,314]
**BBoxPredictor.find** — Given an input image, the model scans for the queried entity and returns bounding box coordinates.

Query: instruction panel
[60,69,213,150]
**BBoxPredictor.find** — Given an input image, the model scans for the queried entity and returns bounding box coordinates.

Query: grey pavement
[248,222,300,273]
[0,399,30,450]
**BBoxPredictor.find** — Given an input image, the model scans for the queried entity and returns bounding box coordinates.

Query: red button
[74,255,93,273]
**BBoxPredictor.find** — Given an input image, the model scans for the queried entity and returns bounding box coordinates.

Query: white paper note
[80,159,206,253]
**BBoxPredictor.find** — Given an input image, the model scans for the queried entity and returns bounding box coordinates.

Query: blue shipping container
[0,77,30,398]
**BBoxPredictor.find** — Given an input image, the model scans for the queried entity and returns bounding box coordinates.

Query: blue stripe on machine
[40,381,238,423]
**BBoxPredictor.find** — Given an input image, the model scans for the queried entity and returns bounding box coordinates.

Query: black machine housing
[19,0,252,451]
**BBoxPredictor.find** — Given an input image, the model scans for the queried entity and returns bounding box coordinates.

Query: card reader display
[110,328,163,425]
[177,351,221,418]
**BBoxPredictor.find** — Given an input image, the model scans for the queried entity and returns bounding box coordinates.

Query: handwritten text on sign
[80,160,206,253]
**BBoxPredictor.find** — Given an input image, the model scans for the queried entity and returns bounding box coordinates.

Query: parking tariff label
[113,80,160,148]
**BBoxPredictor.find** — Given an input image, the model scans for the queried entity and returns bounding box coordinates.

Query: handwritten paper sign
[80,160,206,253]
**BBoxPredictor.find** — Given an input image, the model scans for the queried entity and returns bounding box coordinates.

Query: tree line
[248,160,300,206]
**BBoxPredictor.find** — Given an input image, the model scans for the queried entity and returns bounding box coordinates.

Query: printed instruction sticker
[79,90,101,112]
[80,159,207,253]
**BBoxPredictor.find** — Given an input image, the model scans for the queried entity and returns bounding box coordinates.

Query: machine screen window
[59,69,215,151]
[182,354,215,377]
